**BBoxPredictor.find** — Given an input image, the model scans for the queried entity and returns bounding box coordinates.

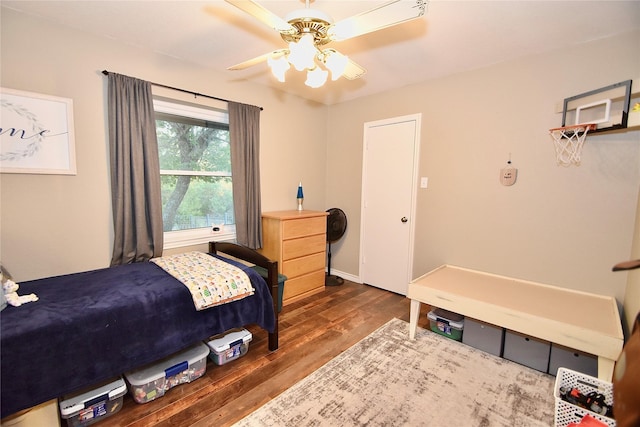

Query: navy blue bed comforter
[0,254,275,418]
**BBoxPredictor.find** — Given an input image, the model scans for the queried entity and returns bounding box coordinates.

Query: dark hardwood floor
[96,280,432,426]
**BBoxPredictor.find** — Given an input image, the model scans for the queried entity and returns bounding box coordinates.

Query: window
[153,99,235,249]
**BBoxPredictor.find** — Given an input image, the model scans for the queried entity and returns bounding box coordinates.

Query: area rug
[233,318,556,427]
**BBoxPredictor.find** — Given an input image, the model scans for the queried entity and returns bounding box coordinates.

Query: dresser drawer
[282,234,326,260]
[282,252,326,279]
[283,270,326,300]
[282,216,326,240]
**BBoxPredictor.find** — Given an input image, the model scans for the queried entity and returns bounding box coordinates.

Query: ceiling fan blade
[228,50,287,70]
[342,58,367,80]
[328,0,426,41]
[225,0,295,33]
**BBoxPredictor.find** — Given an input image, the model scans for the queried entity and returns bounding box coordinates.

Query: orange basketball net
[548,123,596,166]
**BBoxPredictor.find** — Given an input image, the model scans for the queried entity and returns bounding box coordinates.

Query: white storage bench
[407,265,624,381]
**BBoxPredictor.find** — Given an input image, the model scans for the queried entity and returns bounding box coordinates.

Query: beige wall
[2,8,640,321]
[326,30,640,308]
[0,8,327,281]
[622,186,640,336]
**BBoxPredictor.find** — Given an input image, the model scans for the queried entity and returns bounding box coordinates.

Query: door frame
[359,113,422,291]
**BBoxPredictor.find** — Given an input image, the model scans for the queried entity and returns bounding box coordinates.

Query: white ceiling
[3,1,640,105]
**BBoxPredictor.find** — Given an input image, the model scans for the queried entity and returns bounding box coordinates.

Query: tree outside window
[154,100,235,247]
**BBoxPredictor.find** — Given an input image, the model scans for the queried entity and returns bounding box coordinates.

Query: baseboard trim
[325,268,360,284]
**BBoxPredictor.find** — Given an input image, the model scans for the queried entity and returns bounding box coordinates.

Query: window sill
[163,229,236,250]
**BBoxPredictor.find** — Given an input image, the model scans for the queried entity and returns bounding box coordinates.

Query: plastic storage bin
[59,377,127,427]
[206,328,252,365]
[548,343,598,377]
[250,265,287,312]
[503,330,551,372]
[427,308,464,341]
[554,367,615,427]
[124,342,209,404]
[462,317,504,356]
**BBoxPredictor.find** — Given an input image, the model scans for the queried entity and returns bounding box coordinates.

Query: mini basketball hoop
[549,123,596,166]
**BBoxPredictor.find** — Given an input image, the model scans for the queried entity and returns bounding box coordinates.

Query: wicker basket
[554,367,616,427]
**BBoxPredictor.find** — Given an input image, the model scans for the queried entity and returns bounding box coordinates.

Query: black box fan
[326,208,347,286]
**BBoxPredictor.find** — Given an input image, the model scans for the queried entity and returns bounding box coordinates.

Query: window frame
[153,98,235,249]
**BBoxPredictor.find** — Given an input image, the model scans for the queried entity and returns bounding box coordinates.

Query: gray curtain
[229,102,262,249]
[107,73,164,265]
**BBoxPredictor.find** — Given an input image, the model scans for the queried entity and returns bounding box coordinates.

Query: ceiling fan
[225,0,427,88]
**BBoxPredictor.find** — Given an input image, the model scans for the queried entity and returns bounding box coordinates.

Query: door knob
[401,217,408,223]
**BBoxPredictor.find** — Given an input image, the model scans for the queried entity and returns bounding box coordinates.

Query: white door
[360,114,421,295]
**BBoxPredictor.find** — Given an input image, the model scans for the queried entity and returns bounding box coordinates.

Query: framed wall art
[1,87,76,175]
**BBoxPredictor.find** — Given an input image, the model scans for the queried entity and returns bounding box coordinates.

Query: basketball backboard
[562,80,632,133]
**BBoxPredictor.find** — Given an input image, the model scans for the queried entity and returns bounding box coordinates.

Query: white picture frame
[1,87,76,175]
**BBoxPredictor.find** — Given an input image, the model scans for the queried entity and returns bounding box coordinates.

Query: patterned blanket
[151,252,254,310]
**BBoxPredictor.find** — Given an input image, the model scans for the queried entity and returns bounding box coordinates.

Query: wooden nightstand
[261,210,328,306]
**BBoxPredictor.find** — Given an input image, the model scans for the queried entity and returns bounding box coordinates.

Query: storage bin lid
[428,308,464,328]
[124,342,209,386]
[59,376,127,417]
[207,328,252,353]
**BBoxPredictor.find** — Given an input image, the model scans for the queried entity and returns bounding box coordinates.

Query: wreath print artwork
[0,98,46,162]
[0,88,76,175]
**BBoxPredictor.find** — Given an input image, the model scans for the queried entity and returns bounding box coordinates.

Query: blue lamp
[297,182,304,211]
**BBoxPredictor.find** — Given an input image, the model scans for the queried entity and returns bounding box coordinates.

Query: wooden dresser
[261,210,328,305]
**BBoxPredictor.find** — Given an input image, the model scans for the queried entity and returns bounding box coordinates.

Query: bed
[0,241,279,418]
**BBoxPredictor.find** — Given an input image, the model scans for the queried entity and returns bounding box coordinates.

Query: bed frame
[209,241,279,351]
[1,242,280,419]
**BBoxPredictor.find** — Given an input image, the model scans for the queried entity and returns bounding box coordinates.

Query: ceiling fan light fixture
[323,49,349,81]
[284,8,333,26]
[305,67,328,88]
[226,0,426,87]
[288,33,317,71]
[268,55,290,82]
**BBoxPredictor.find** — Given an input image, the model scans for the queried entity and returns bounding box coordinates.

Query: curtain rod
[101,70,263,111]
